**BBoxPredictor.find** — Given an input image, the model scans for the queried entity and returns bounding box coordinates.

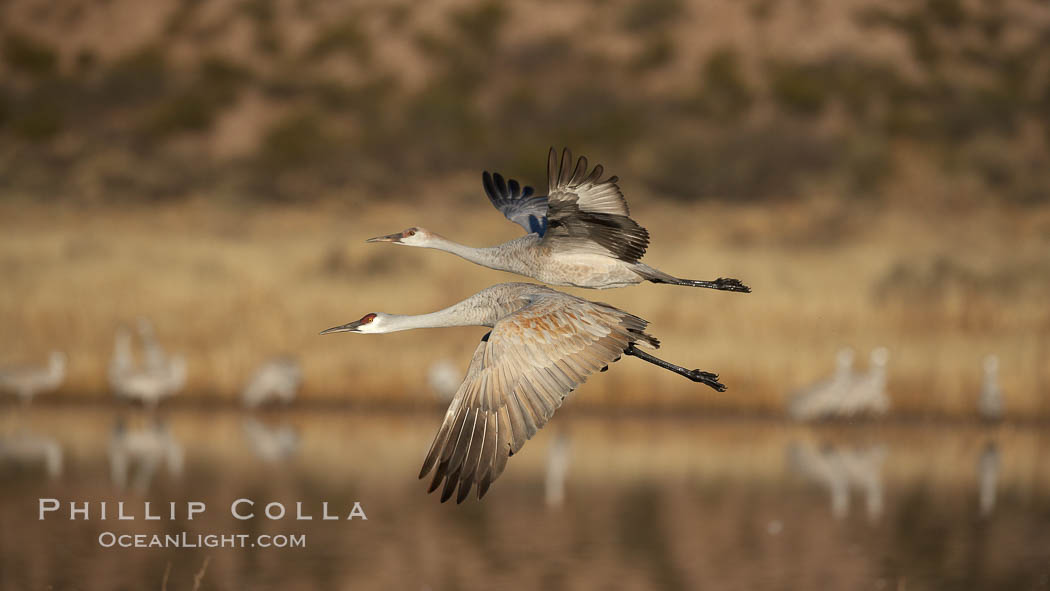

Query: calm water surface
[1,404,1048,590]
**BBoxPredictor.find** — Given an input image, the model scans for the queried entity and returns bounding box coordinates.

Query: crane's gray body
[0,352,66,404]
[242,357,302,408]
[442,234,653,289]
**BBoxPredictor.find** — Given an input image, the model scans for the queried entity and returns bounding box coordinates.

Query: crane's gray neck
[379,296,497,333]
[424,234,512,272]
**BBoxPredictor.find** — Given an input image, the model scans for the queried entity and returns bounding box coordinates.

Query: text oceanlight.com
[97,532,307,549]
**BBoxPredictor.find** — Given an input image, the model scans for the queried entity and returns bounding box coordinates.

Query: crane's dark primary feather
[482,171,549,236]
[483,152,650,263]
[545,203,650,264]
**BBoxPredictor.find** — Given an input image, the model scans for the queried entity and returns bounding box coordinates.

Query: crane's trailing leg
[651,276,751,293]
[624,344,727,391]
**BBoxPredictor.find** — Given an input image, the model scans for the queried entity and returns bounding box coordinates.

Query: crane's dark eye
[361,313,376,324]
[405,229,416,237]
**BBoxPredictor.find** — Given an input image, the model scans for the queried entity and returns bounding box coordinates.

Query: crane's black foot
[687,370,727,392]
[714,278,751,293]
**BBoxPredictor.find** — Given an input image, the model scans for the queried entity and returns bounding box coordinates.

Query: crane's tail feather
[611,309,660,349]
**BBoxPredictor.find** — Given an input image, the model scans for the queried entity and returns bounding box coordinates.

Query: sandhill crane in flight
[320,282,726,503]
[367,148,751,292]
[0,352,66,405]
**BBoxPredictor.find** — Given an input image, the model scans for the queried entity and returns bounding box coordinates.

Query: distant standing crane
[787,348,854,421]
[788,348,890,420]
[241,357,302,408]
[0,352,66,405]
[320,282,727,503]
[841,348,890,417]
[136,318,168,373]
[978,355,1004,421]
[108,325,186,409]
[367,148,751,292]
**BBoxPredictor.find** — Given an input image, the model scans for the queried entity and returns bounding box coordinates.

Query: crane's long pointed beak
[365,232,402,243]
[319,321,362,335]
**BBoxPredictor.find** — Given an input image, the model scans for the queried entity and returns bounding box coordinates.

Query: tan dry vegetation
[1,197,1047,418]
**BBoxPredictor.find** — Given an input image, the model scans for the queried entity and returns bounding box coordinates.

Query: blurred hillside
[1,0,1049,205]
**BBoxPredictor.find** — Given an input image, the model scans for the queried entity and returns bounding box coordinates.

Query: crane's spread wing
[419,293,657,503]
[482,171,549,235]
[543,148,650,264]
[547,147,630,216]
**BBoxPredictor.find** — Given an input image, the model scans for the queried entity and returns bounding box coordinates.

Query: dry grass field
[2,0,1049,417]
[2,193,1047,418]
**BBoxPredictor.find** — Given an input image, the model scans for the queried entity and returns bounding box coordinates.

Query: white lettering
[231,498,253,520]
[38,498,59,520]
[322,502,338,520]
[71,501,89,520]
[348,502,367,520]
[264,502,285,520]
[187,501,205,520]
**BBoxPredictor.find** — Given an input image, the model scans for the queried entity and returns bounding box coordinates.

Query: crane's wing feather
[482,171,549,236]
[547,147,631,216]
[419,292,656,503]
[542,148,650,263]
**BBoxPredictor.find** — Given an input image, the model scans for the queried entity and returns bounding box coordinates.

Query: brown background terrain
[2,0,1049,416]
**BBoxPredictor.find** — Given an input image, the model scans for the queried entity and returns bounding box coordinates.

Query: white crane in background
[242,357,302,408]
[0,352,66,405]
